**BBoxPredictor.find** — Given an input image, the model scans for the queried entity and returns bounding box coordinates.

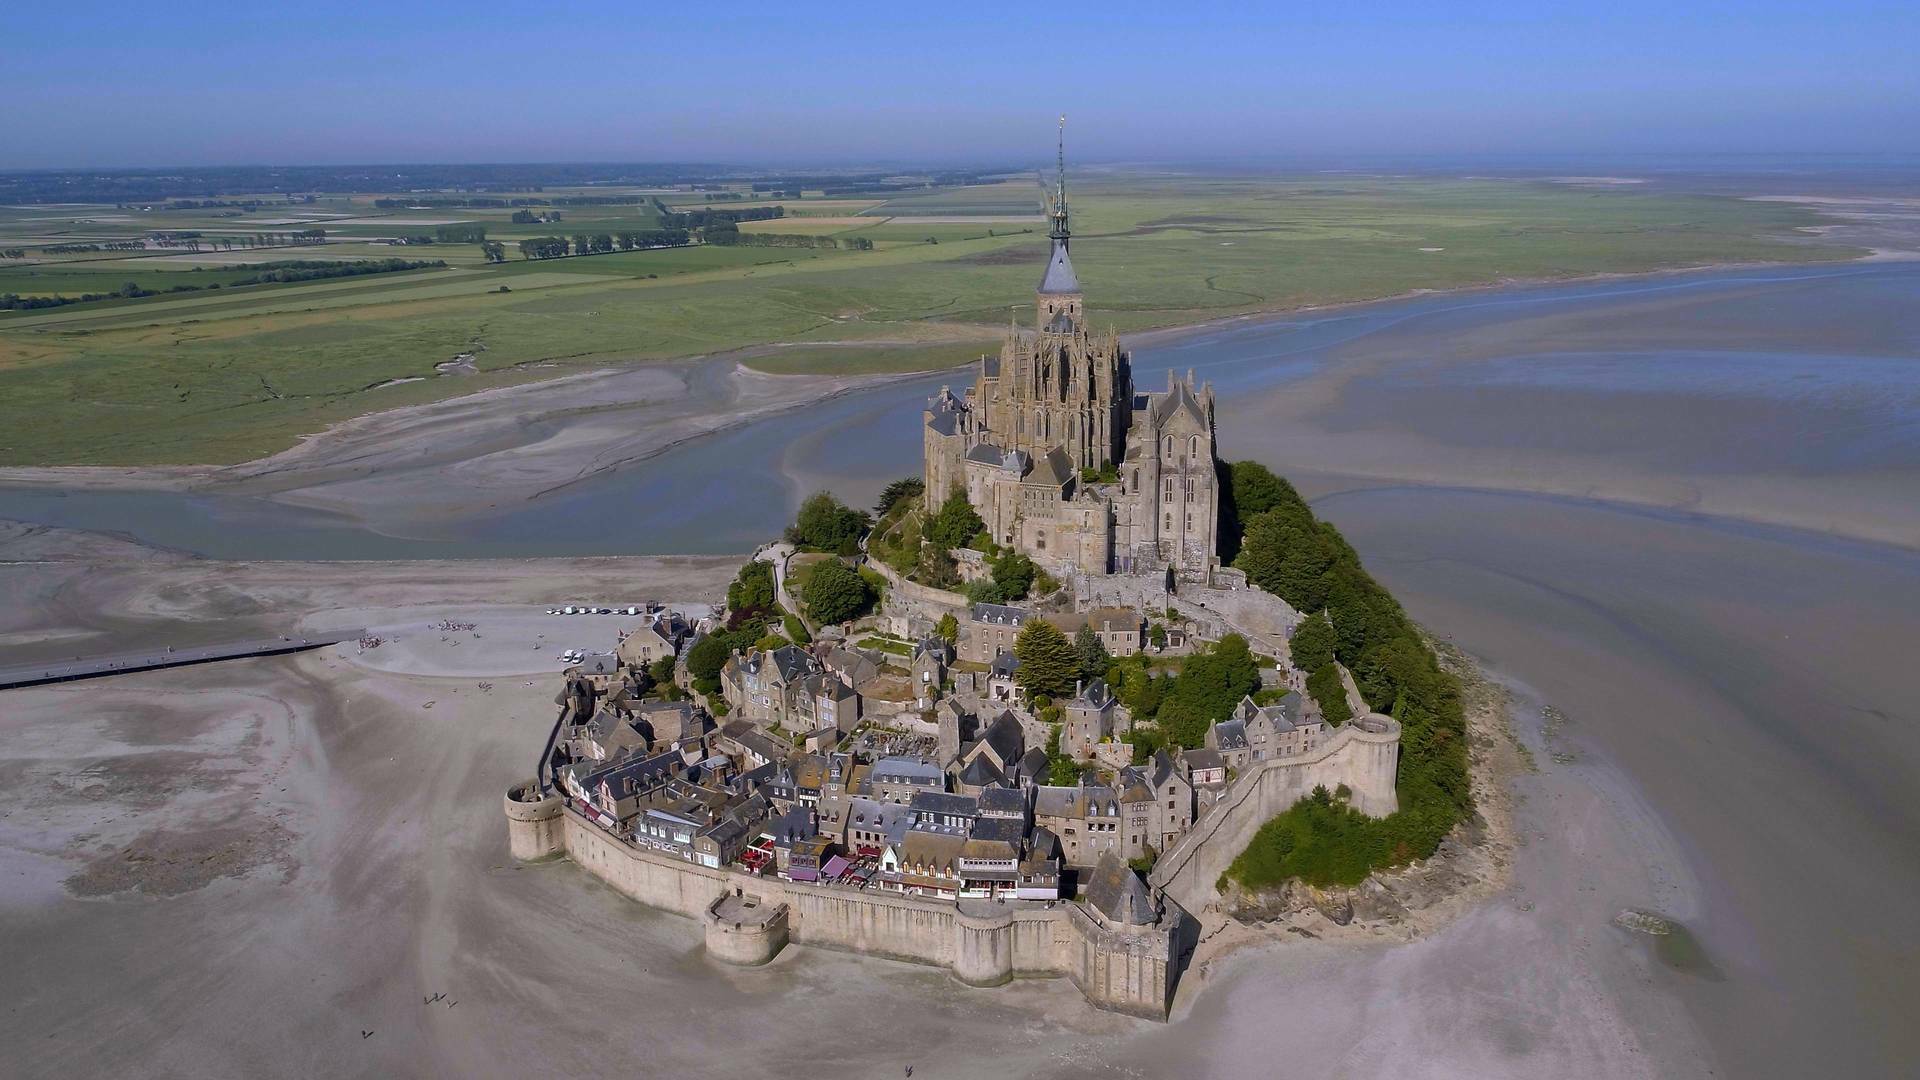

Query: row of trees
[706,230,870,250]
[1,259,443,311]
[514,230,692,260]
[659,205,786,229]
[1221,459,1472,887]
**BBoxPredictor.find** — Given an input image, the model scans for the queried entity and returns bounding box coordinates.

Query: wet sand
[0,526,1706,1079]
[4,253,1919,1075]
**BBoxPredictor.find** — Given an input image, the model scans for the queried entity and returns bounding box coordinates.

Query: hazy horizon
[7,1,1918,171]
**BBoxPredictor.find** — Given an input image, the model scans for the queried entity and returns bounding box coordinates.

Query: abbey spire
[1037,115,1082,308]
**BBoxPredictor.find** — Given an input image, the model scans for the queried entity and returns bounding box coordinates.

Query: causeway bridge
[0,628,367,690]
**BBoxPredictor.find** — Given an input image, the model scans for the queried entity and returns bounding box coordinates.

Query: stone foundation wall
[1149,716,1401,916]
[544,803,1176,1018]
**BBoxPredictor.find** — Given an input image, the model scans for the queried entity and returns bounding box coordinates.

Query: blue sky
[4,1,1917,168]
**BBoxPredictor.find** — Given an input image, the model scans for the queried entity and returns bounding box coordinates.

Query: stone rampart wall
[555,808,1175,1018]
[1149,716,1401,916]
[869,556,971,614]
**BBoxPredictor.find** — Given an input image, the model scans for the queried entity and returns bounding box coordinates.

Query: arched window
[1190,434,1200,458]
[1164,435,1174,459]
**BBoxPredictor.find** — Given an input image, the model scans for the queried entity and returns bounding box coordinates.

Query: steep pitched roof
[1150,375,1209,429]
[1027,445,1074,488]
[1038,240,1080,296]
[1084,853,1157,926]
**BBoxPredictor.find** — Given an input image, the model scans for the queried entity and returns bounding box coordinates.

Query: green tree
[684,633,735,696]
[786,491,870,555]
[802,560,874,625]
[917,543,961,590]
[647,655,677,687]
[1013,619,1079,699]
[990,548,1037,600]
[1074,624,1111,682]
[1306,663,1353,725]
[1157,634,1262,747]
[935,612,959,645]
[963,578,1007,605]
[727,560,778,618]
[927,490,985,551]
[1289,611,1337,676]
[873,476,925,515]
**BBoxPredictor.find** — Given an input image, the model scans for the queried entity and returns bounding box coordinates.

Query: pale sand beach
[0,522,1699,1078]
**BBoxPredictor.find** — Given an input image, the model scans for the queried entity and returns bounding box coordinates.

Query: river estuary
[3,262,1917,1076]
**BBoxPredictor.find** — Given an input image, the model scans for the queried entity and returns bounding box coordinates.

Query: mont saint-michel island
[507,136,1454,1018]
[7,6,1920,1076]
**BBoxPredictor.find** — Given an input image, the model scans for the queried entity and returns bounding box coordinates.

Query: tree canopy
[802,560,874,625]
[1157,633,1262,748]
[1013,619,1079,699]
[1074,624,1112,682]
[786,491,870,555]
[874,476,924,515]
[1289,611,1337,675]
[927,490,985,552]
[1227,467,1472,888]
[935,612,959,645]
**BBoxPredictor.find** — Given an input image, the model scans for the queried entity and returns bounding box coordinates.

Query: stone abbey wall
[1149,715,1401,915]
[532,802,1178,1019]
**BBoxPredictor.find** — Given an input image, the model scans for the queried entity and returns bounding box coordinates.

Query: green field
[0,174,1855,466]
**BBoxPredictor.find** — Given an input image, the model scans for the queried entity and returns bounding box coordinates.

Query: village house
[910,637,953,709]
[869,755,946,804]
[959,602,1031,664]
[721,643,862,734]
[1033,779,1127,867]
[1047,607,1146,656]
[1061,678,1127,761]
[1204,715,1252,771]
[616,609,693,669]
[1230,691,1327,761]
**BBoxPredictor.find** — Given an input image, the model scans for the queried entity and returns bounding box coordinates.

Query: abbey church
[922,125,1221,582]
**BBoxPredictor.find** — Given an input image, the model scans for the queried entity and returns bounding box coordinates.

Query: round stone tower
[952,901,1016,986]
[504,780,564,861]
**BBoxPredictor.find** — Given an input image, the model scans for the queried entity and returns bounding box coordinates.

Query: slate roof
[1068,678,1113,710]
[1084,853,1157,926]
[843,797,910,836]
[909,790,980,819]
[977,785,1029,817]
[971,602,1031,626]
[581,749,683,803]
[979,711,1026,765]
[1027,445,1074,488]
[1038,239,1081,296]
[956,754,1006,789]
[1212,717,1248,751]
[1183,748,1226,773]
[871,755,945,786]
[1149,375,1209,428]
[969,815,1026,845]
[989,652,1021,678]
[768,644,817,683]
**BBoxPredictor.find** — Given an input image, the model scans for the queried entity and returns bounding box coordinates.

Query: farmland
[0,173,1855,466]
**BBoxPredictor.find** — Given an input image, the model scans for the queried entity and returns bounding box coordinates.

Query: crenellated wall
[543,803,1177,1018]
[1149,715,1401,916]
